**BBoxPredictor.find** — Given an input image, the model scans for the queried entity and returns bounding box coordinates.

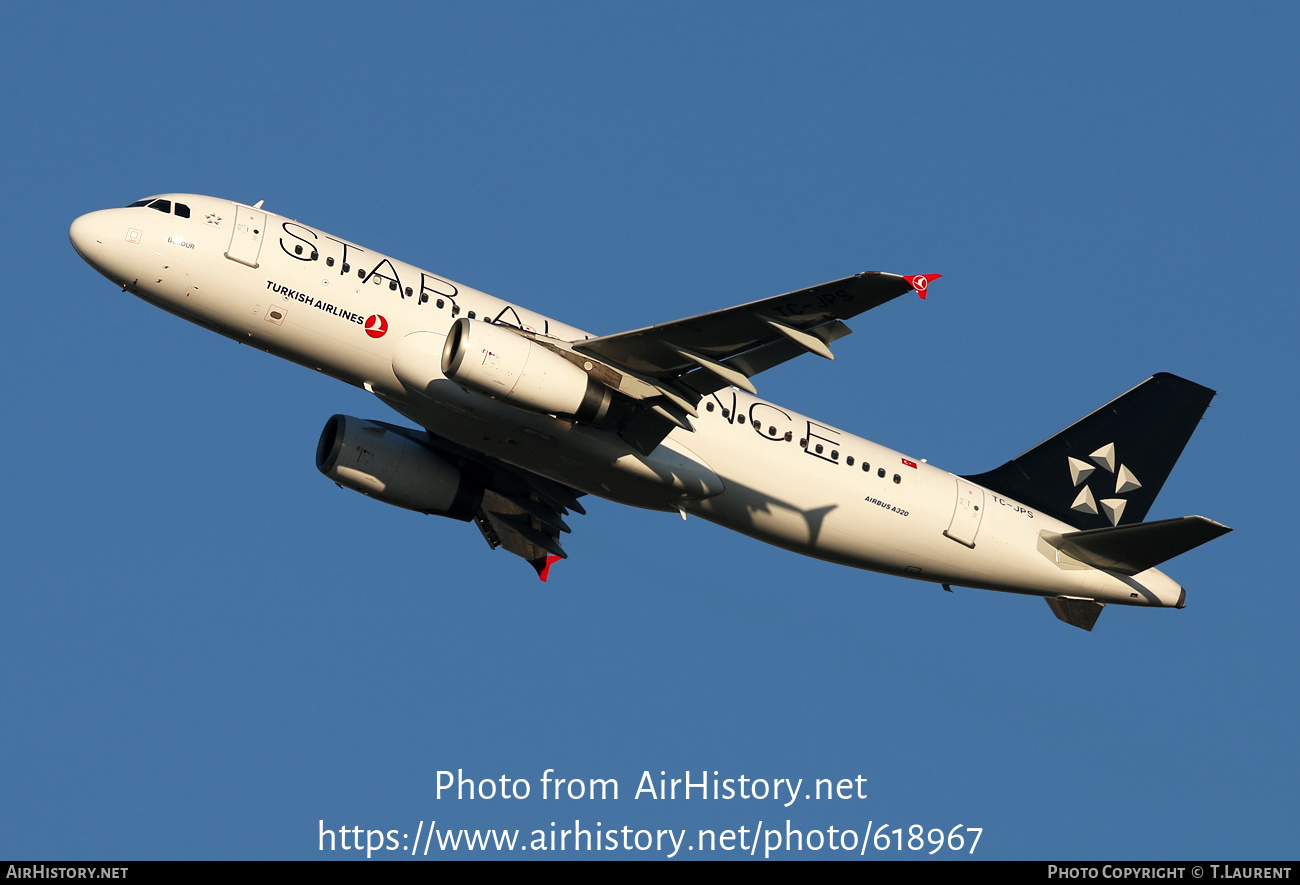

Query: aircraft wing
[565,272,928,452]
[573,272,921,398]
[363,408,587,580]
[472,479,585,581]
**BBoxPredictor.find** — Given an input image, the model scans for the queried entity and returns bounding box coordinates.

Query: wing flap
[475,488,572,578]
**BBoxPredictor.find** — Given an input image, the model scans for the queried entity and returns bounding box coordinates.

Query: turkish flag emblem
[901,458,918,468]
[364,314,388,338]
[903,274,942,299]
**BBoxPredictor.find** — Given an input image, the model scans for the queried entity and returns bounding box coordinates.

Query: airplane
[69,194,1230,631]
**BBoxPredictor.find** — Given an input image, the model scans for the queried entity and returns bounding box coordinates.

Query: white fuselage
[69,194,1184,609]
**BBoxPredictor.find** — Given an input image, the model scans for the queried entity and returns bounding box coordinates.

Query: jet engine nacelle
[440,318,613,423]
[316,415,479,519]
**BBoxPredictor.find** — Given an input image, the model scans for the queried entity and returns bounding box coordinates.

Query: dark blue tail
[964,373,1216,530]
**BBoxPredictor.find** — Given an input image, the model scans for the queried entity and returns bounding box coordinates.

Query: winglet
[903,274,942,299]
[530,554,563,582]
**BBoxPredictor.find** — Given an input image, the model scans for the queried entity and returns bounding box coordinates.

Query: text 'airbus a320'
[70,194,1230,630]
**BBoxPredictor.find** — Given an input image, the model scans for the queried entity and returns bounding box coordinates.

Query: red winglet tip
[531,555,563,582]
[904,273,942,299]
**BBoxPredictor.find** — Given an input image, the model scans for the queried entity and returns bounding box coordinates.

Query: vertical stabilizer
[964,373,1215,530]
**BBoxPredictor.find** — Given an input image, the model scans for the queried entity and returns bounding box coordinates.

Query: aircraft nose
[69,211,106,264]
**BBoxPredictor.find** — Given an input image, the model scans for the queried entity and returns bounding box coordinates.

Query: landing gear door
[944,478,984,548]
[225,205,266,268]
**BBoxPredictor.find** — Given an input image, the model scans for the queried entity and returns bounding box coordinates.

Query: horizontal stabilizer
[1046,597,1105,631]
[1042,516,1232,576]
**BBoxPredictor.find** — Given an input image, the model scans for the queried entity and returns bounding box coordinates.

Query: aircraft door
[943,477,984,548]
[225,205,266,268]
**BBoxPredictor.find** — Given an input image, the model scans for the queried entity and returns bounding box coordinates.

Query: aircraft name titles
[278,221,459,307]
[710,391,912,482]
[276,221,550,335]
[267,280,366,326]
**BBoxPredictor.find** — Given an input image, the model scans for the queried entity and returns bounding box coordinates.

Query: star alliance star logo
[1068,442,1142,525]
[206,214,222,226]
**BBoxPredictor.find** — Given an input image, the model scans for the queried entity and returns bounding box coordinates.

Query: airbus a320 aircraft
[70,194,1230,630]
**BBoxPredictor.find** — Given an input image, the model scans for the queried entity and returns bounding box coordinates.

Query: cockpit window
[126,198,192,217]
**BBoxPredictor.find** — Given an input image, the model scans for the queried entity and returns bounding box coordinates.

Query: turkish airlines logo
[365,314,388,338]
[903,274,942,299]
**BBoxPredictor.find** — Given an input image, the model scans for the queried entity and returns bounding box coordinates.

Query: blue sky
[2,2,1295,860]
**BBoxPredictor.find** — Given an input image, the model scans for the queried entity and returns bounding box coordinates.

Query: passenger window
[862,462,870,472]
[404,287,413,297]
[847,456,854,466]
[893,474,901,484]
[436,299,445,309]
[468,311,476,319]
[877,468,885,478]
[706,402,715,412]
[294,245,303,255]
[389,281,397,291]
[815,444,824,454]
[175,203,191,218]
